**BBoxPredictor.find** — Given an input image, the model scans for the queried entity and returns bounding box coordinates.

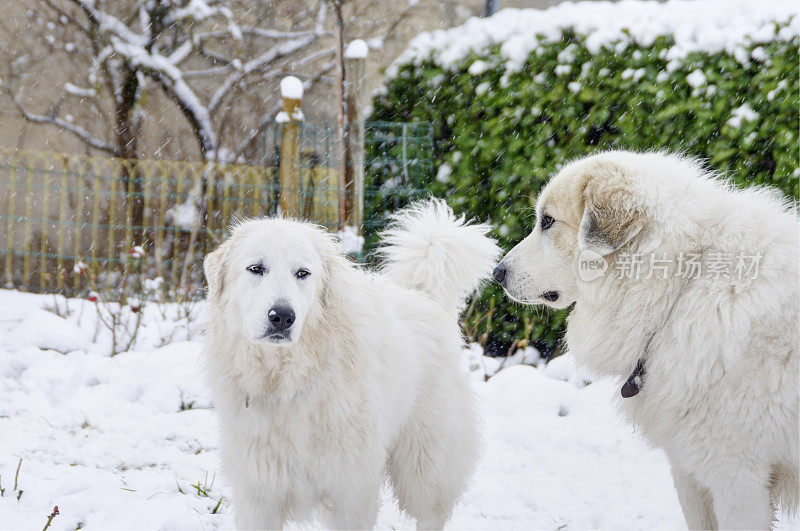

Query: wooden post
[343,39,368,239]
[333,1,349,231]
[278,76,304,217]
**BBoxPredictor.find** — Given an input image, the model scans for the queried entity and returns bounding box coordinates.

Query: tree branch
[198,28,325,41]
[68,0,147,46]
[40,0,91,37]
[110,37,218,158]
[6,91,117,155]
[208,34,317,114]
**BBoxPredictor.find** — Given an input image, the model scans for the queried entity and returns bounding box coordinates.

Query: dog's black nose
[492,263,507,284]
[268,306,295,331]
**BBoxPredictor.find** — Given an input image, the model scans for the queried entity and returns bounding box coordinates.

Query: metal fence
[259,120,344,228]
[362,121,434,255]
[0,121,433,298]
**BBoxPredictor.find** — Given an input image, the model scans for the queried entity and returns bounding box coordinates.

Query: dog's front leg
[670,464,717,530]
[324,480,381,530]
[233,486,285,530]
[709,467,773,530]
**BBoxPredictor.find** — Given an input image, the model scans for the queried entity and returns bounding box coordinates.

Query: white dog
[495,151,799,530]
[202,200,498,530]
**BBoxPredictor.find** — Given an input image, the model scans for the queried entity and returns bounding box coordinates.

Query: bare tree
[1,0,333,162]
[0,0,435,164]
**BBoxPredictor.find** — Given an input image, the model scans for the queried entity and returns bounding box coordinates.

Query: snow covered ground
[0,289,796,530]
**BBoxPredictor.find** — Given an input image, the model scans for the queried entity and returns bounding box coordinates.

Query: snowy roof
[388,0,799,76]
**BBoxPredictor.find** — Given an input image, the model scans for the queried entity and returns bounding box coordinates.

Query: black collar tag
[621,359,646,398]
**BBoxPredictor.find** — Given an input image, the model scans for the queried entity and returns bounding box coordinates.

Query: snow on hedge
[389,0,799,76]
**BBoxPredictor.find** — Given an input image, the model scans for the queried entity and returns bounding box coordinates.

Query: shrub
[366,9,799,354]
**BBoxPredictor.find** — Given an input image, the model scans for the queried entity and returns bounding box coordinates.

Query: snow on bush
[388,0,798,75]
[368,0,798,352]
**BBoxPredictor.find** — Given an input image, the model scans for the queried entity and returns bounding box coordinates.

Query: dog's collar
[621,359,645,398]
[620,280,691,399]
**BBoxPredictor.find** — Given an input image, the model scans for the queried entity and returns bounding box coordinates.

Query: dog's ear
[203,243,228,299]
[578,167,647,256]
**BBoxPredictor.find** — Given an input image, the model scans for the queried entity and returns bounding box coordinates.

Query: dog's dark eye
[540,215,555,231]
[246,264,266,275]
[296,269,310,279]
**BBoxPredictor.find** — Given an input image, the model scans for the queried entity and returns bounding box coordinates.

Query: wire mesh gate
[258,120,434,244]
[0,121,433,298]
[260,121,342,229]
[362,121,434,256]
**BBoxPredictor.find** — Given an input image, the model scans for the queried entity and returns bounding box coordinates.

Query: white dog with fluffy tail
[495,151,799,530]
[202,199,499,530]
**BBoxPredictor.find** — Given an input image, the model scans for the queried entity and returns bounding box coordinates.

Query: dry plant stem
[486,318,535,380]
[179,216,203,293]
[89,263,149,355]
[50,293,70,318]
[122,304,145,353]
[471,306,495,344]
[212,497,223,514]
[465,297,496,344]
[13,458,21,492]
[42,506,59,531]
[460,296,478,340]
[93,302,118,355]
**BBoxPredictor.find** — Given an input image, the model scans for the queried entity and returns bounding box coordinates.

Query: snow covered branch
[5,0,358,162]
[7,91,117,155]
[68,0,148,47]
[199,28,325,41]
[208,34,318,114]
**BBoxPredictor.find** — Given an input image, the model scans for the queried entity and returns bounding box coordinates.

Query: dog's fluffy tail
[378,199,500,314]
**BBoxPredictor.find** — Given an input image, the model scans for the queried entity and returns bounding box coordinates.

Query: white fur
[378,198,500,316]
[202,200,499,530]
[499,151,799,530]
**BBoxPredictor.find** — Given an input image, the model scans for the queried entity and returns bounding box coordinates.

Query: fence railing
[0,148,342,298]
[0,122,434,298]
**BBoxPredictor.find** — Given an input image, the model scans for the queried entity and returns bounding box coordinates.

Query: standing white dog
[202,200,498,530]
[495,151,799,530]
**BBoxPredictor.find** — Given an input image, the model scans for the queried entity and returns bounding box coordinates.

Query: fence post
[342,39,368,240]
[278,76,304,217]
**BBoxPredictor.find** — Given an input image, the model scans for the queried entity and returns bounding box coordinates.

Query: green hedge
[367,23,799,354]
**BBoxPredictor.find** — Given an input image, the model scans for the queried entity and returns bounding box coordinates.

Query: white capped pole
[343,39,368,240]
[332,0,350,232]
[279,75,304,216]
[344,39,368,60]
